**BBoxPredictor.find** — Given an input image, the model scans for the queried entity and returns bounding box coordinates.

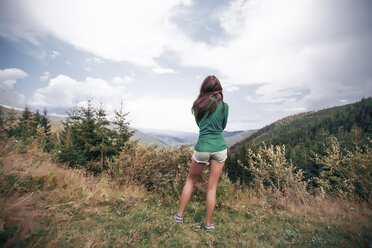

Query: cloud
[29,74,198,132]
[86,57,104,64]
[0,68,28,106]
[222,83,239,92]
[40,71,51,82]
[1,0,371,123]
[112,76,133,85]
[126,96,197,132]
[29,74,130,109]
[0,68,28,89]
[6,0,190,69]
[50,50,59,59]
[152,66,176,74]
[176,0,372,109]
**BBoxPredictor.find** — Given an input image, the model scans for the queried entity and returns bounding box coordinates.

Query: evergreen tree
[58,102,85,167]
[41,108,52,137]
[18,106,34,138]
[95,105,117,170]
[113,100,134,151]
[32,109,42,136]
[58,100,133,173]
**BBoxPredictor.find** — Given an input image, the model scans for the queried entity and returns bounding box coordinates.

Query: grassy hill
[1,142,371,247]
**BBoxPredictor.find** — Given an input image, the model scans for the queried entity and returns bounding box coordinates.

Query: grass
[0,143,371,247]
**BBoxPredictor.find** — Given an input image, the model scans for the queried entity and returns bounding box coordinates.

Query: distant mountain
[129,127,167,147]
[224,130,257,146]
[139,128,257,147]
[137,128,198,147]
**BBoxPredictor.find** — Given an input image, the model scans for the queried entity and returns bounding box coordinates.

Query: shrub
[314,137,372,200]
[107,140,232,205]
[240,143,309,200]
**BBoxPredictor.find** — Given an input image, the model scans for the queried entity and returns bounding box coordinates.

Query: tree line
[0,100,134,174]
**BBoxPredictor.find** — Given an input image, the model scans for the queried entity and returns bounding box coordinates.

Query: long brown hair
[192,75,225,123]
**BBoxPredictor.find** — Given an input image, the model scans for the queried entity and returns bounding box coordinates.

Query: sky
[0,0,371,133]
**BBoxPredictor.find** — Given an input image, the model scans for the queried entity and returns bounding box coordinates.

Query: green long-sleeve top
[194,96,229,152]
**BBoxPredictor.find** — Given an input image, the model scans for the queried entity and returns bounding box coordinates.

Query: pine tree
[32,109,42,136]
[58,100,134,173]
[41,108,52,137]
[95,104,117,170]
[59,102,85,167]
[113,100,134,151]
[18,106,34,138]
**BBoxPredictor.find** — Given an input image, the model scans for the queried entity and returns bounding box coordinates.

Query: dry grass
[0,140,371,247]
[0,140,147,247]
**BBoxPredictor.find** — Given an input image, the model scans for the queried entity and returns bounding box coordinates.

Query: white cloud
[181,0,192,7]
[29,74,130,109]
[222,83,239,92]
[14,0,191,68]
[112,76,133,85]
[50,50,59,59]
[176,0,372,109]
[0,68,28,89]
[86,57,104,64]
[30,74,198,132]
[152,66,176,74]
[0,68,28,106]
[1,0,371,125]
[126,96,198,132]
[40,71,51,82]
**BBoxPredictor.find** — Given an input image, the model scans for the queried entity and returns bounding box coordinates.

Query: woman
[173,75,229,231]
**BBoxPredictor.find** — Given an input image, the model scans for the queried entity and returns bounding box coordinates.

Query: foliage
[227,98,372,197]
[113,100,135,151]
[0,140,371,247]
[56,100,133,173]
[1,106,53,151]
[107,140,232,205]
[314,136,372,200]
[243,144,308,196]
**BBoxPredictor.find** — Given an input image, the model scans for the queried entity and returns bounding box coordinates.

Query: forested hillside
[227,98,372,195]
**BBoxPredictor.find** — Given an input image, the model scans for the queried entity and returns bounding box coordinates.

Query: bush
[314,137,372,200]
[107,140,232,205]
[239,143,309,201]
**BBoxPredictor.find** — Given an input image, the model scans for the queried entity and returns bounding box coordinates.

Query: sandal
[204,223,214,231]
[172,213,183,223]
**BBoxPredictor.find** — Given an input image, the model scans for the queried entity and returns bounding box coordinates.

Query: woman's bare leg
[205,160,225,226]
[177,158,206,217]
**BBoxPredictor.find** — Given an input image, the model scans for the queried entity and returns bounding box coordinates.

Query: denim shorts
[192,148,228,165]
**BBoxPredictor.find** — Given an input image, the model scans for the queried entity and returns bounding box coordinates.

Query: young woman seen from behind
[173,75,229,231]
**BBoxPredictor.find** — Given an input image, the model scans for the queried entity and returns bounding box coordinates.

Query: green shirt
[194,97,229,152]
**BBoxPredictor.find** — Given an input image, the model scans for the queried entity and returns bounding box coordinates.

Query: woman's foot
[172,213,183,223]
[204,223,214,231]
